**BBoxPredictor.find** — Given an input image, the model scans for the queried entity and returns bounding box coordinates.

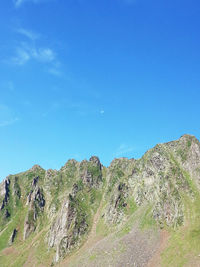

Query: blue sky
[0,0,200,180]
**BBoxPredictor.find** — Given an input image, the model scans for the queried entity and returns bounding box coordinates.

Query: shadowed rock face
[8,228,17,246]
[3,209,10,219]
[0,135,200,265]
[13,177,21,200]
[24,177,45,240]
[0,178,10,211]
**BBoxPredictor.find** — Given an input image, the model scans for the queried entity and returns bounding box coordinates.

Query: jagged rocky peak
[180,133,198,141]
[161,134,198,150]
[80,156,103,187]
[67,158,78,164]
[60,159,79,175]
[89,155,101,166]
[1,134,200,266]
[62,158,78,168]
[29,164,44,172]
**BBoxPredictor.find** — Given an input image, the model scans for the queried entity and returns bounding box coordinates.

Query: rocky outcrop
[26,186,45,212]
[24,177,45,239]
[8,228,17,245]
[47,156,104,262]
[105,136,199,227]
[179,135,200,186]
[48,199,73,262]
[29,165,44,173]
[106,182,129,223]
[80,156,102,188]
[1,134,200,265]
[13,177,21,200]
[3,209,10,219]
[48,189,89,262]
[0,178,10,211]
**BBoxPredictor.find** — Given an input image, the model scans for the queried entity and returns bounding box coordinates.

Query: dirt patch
[147,230,170,267]
[58,224,160,267]
[2,246,17,256]
[186,257,200,267]
[57,202,162,267]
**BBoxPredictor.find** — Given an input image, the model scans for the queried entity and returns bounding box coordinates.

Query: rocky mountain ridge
[0,134,200,266]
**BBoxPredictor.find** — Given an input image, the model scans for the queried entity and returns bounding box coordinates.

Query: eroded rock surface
[24,177,45,239]
[0,178,10,211]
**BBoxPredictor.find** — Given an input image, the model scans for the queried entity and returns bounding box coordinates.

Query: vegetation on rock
[0,134,200,266]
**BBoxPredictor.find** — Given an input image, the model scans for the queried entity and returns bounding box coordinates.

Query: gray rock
[8,228,17,245]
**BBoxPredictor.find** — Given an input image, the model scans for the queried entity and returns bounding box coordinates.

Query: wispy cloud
[16,28,39,40]
[114,144,134,157]
[12,47,30,65]
[14,0,43,8]
[33,47,55,62]
[14,0,24,7]
[48,67,62,77]
[9,28,60,73]
[12,43,56,65]
[2,26,63,76]
[0,105,19,127]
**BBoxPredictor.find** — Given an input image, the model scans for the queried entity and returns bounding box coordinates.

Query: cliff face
[47,156,103,262]
[104,135,199,228]
[0,134,200,266]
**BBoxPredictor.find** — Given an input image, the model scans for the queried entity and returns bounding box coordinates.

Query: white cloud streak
[32,47,55,62]
[14,0,43,8]
[12,43,56,65]
[6,27,62,76]
[16,28,39,40]
[14,0,24,7]
[11,29,57,67]
[12,47,30,65]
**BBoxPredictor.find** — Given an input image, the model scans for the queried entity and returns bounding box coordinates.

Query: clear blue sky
[0,0,200,180]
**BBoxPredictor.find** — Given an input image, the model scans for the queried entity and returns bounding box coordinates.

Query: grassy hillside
[1,135,200,266]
